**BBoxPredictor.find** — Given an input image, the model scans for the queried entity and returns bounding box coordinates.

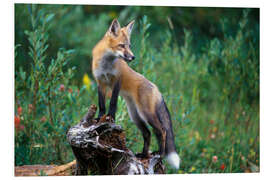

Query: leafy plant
[15,5,92,165]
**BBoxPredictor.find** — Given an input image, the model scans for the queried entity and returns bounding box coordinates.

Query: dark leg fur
[97,86,106,119]
[107,80,121,119]
[152,127,166,156]
[126,100,151,158]
[134,120,151,158]
[145,113,166,157]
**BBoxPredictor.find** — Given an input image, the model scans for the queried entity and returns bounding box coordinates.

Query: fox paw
[151,151,160,156]
[105,115,115,123]
[135,152,149,159]
[151,151,164,158]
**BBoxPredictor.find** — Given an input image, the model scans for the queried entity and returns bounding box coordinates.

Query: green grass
[15,5,259,174]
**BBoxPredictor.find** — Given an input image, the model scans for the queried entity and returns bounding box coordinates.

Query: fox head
[104,19,135,62]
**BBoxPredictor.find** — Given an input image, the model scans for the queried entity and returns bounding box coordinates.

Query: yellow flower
[189,166,196,172]
[83,73,91,91]
[202,148,207,153]
[195,131,201,141]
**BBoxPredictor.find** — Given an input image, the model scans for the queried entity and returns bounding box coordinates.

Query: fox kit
[92,19,180,169]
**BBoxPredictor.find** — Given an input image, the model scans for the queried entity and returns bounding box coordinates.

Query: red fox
[92,19,180,169]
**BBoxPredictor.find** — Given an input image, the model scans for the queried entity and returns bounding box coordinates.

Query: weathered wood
[67,104,165,175]
[15,160,76,176]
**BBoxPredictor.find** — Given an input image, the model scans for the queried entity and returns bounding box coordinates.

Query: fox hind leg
[134,119,151,158]
[144,112,166,157]
[126,100,151,158]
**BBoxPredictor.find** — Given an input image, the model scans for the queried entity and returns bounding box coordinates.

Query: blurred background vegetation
[15,4,259,174]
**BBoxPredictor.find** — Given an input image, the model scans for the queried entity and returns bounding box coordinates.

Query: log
[66,104,165,175]
[15,160,76,176]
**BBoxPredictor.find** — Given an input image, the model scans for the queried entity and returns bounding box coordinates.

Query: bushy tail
[166,152,180,169]
[156,98,180,169]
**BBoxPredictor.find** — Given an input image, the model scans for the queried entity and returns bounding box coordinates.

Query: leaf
[65,49,75,55]
[19,67,26,81]
[24,30,30,36]
[145,23,151,30]
[45,14,55,23]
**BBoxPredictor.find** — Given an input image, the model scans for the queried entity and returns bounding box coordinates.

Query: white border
[13,0,261,8]
[2,0,269,180]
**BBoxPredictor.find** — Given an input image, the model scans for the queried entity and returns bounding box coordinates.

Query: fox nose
[131,56,135,60]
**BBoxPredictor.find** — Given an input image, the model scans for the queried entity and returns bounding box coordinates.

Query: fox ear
[125,20,135,36]
[108,19,121,37]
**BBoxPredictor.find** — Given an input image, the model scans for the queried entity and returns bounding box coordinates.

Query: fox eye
[118,44,125,48]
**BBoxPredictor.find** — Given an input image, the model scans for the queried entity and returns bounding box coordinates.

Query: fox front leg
[107,79,121,120]
[97,86,106,120]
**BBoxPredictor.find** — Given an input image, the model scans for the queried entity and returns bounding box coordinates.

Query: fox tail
[156,98,180,169]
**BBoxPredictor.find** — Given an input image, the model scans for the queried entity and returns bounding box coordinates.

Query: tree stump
[66,104,165,175]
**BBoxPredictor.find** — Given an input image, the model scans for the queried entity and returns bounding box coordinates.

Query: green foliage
[15,5,259,174]
[15,5,95,165]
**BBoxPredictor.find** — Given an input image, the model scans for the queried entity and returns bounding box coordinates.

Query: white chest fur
[93,53,119,85]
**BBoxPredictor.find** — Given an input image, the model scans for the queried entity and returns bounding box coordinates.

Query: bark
[66,104,165,175]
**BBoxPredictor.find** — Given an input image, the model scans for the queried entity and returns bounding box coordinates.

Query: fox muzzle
[123,55,135,62]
